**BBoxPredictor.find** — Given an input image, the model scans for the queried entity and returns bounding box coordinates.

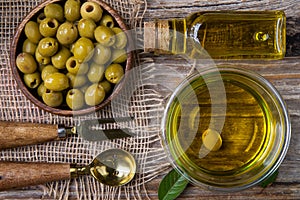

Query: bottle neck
[144,19,188,55]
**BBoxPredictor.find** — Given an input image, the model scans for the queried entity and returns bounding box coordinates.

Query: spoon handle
[0,121,61,150]
[0,162,71,191]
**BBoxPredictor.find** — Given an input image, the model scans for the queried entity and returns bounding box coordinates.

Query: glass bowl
[161,66,291,191]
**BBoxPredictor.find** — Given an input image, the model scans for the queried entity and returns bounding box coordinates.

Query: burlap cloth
[0,0,174,199]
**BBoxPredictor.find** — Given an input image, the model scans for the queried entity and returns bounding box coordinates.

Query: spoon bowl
[88,148,136,186]
[0,148,136,191]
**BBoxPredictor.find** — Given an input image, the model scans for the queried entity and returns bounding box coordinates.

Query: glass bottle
[144,11,286,59]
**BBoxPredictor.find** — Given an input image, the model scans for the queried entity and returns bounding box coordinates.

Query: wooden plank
[144,0,300,57]
[142,0,300,198]
[141,59,300,197]
[0,0,299,199]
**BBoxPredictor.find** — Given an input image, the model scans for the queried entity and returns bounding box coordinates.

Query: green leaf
[260,170,279,188]
[158,169,189,200]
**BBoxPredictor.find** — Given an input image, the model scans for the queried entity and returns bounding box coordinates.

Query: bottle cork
[144,20,171,54]
[144,21,156,52]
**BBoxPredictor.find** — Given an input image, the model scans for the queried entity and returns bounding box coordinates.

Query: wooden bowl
[10,0,133,116]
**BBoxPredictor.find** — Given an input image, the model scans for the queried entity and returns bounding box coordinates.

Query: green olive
[37,37,59,57]
[85,83,106,106]
[66,72,87,88]
[99,80,112,93]
[37,82,47,97]
[39,18,59,37]
[16,52,37,74]
[112,27,127,49]
[41,65,58,81]
[77,18,96,40]
[105,63,124,84]
[92,44,111,65]
[94,26,116,47]
[87,62,105,83]
[24,21,42,44]
[35,48,51,65]
[23,71,41,89]
[37,12,46,24]
[56,22,78,45]
[80,2,103,22]
[51,46,71,69]
[100,14,115,28]
[72,37,94,62]
[66,88,84,110]
[44,3,64,22]
[22,39,37,55]
[42,90,63,107]
[66,56,89,74]
[202,129,222,151]
[111,48,127,63]
[44,72,69,91]
[64,0,81,22]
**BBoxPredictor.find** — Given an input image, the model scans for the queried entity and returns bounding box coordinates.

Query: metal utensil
[0,148,136,191]
[0,117,133,150]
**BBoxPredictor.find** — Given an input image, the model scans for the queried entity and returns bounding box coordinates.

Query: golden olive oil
[165,72,273,175]
[144,11,286,59]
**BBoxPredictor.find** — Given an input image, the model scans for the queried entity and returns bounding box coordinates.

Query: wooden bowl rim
[10,0,133,116]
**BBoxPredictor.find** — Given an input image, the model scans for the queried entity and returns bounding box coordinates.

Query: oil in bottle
[144,11,286,59]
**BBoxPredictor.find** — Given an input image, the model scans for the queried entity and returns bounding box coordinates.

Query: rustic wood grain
[144,0,300,57]
[1,0,299,199]
[141,0,300,189]
[0,162,71,191]
[144,56,300,199]
[0,121,59,150]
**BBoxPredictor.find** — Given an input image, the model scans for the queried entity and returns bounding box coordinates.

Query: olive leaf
[158,169,189,200]
[259,170,279,188]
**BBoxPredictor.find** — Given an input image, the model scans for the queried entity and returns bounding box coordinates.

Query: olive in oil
[165,71,273,176]
[144,11,286,59]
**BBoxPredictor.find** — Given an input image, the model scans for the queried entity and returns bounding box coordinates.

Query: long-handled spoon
[0,117,133,150]
[0,149,136,191]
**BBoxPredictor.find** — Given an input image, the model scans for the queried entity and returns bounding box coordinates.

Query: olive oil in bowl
[161,67,290,191]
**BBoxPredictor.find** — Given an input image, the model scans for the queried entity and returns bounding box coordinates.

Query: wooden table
[144,0,300,199]
[1,0,299,199]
